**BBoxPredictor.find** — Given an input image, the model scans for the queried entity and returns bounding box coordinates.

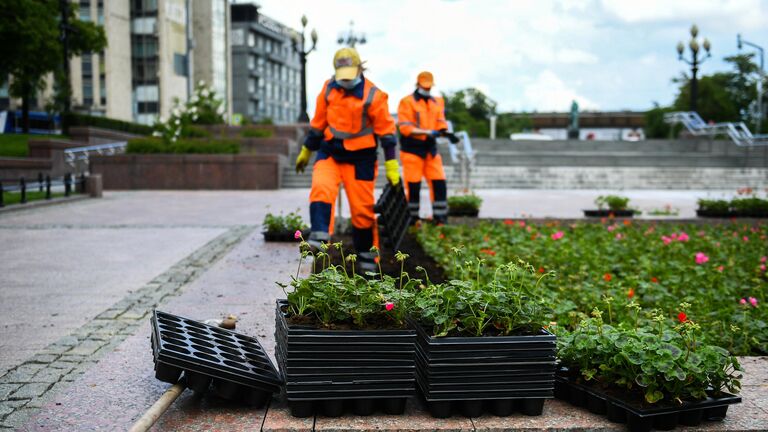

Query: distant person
[397,71,457,224]
[294,47,400,272]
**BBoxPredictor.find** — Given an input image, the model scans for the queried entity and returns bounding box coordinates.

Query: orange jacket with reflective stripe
[308,77,396,152]
[397,93,448,141]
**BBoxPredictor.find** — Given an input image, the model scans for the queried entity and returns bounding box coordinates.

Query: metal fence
[0,173,86,207]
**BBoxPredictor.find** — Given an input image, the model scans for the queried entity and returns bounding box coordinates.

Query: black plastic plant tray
[421,396,548,418]
[283,373,416,383]
[555,372,741,432]
[413,322,556,347]
[374,183,411,253]
[447,208,479,217]
[583,209,636,218]
[150,310,282,404]
[263,229,309,242]
[287,382,415,393]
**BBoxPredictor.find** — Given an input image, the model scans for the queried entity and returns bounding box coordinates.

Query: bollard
[79,174,86,193]
[64,173,71,197]
[0,181,4,207]
[45,176,51,199]
[20,177,27,204]
[38,172,43,192]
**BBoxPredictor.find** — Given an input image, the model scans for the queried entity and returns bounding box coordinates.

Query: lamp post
[292,15,317,123]
[337,20,366,48]
[676,24,711,113]
[738,33,765,134]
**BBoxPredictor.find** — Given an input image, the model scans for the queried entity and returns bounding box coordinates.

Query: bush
[731,197,768,216]
[262,210,307,233]
[447,193,482,212]
[697,199,730,213]
[63,112,153,136]
[241,127,274,138]
[126,138,239,154]
[595,195,630,211]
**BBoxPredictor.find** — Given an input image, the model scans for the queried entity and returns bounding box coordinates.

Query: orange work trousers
[401,150,448,222]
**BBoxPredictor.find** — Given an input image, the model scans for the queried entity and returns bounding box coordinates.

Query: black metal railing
[0,172,86,207]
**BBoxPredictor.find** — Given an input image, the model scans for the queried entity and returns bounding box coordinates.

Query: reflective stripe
[329,126,374,139]
[415,112,421,128]
[398,121,416,126]
[408,203,420,208]
[358,251,377,261]
[309,231,330,241]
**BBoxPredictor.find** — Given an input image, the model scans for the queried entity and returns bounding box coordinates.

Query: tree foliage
[0,0,106,131]
[442,88,497,137]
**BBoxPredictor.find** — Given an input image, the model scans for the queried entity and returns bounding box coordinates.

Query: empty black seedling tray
[151,310,281,406]
[555,371,741,432]
[374,183,411,253]
[423,397,547,418]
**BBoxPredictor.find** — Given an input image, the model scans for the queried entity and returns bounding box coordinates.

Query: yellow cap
[417,71,434,89]
[333,47,362,80]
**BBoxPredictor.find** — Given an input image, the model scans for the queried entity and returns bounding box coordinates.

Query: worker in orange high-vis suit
[397,71,457,224]
[295,47,400,272]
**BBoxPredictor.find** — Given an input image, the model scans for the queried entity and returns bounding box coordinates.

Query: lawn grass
[1,190,69,206]
[0,134,67,157]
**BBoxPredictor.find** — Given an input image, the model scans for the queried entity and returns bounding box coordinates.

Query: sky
[249,0,768,113]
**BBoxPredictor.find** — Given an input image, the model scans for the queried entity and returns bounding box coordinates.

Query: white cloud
[521,70,598,112]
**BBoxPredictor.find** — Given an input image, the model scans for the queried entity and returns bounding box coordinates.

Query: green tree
[443,88,497,137]
[0,0,106,133]
[497,113,534,138]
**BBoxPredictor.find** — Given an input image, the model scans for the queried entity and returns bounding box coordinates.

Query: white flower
[189,106,197,113]
[190,95,199,104]
[198,80,205,87]
[174,118,181,125]
[216,105,225,115]
[200,89,209,98]
[152,131,162,137]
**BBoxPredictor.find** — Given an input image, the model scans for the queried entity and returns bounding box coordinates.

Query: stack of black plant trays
[263,229,309,242]
[413,322,557,418]
[583,209,636,218]
[374,183,412,253]
[275,300,416,418]
[554,368,742,432]
[150,310,282,407]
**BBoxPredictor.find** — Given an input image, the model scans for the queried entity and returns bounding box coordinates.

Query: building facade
[231,4,302,124]
[192,0,232,119]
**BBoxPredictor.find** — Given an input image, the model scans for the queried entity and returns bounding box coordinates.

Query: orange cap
[417,71,434,89]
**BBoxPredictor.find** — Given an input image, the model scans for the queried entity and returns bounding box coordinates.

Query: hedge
[126,138,239,154]
[63,113,153,136]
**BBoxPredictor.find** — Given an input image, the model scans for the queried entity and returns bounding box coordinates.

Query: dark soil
[281,305,409,330]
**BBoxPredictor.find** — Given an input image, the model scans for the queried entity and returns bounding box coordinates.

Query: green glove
[384,159,400,186]
[295,146,312,173]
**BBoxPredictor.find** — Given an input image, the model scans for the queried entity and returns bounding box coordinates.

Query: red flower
[627,288,635,299]
[385,302,394,311]
[677,312,687,323]
[538,266,545,274]
[480,248,496,256]
[438,233,445,239]
[650,277,659,283]
[603,273,612,282]
[623,220,632,226]
[503,219,514,225]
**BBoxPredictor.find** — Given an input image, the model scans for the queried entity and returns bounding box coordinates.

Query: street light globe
[703,38,711,53]
[676,41,685,55]
[301,15,308,28]
[690,24,699,38]
[311,28,318,44]
[689,39,699,54]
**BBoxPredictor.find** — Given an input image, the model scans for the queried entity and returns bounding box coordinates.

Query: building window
[248,55,255,70]
[79,1,91,21]
[132,0,158,14]
[97,0,104,24]
[248,32,255,47]
[173,53,187,76]
[137,101,159,113]
[132,38,158,57]
[248,78,256,93]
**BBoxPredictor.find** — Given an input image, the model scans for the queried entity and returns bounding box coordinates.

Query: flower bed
[416,220,768,355]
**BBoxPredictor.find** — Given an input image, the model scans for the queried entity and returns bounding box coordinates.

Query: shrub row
[126,138,239,154]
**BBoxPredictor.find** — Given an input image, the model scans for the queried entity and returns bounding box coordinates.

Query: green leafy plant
[413,247,553,337]
[696,199,730,214]
[556,303,742,405]
[277,241,419,329]
[595,195,630,211]
[731,197,768,216]
[262,210,308,234]
[153,81,226,144]
[648,205,680,216]
[240,127,274,138]
[448,193,483,212]
[126,137,238,154]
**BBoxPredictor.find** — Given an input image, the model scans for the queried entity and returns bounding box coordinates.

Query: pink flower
[615,233,624,240]
[518,221,526,227]
[695,252,709,265]
[697,231,706,237]
[670,233,678,240]
[743,236,749,242]
[294,230,302,240]
[760,256,767,263]
[551,231,564,240]
[607,225,616,232]
[717,265,724,272]
[662,236,672,245]
[749,297,758,307]
[740,298,747,305]
[385,302,394,311]
[677,232,690,242]
[761,264,767,272]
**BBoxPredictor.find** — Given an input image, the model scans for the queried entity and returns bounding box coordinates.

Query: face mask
[417,87,431,97]
[337,76,362,90]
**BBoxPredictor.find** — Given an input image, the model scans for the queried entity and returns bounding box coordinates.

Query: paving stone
[0,408,37,429]
[54,335,80,347]
[27,354,59,364]
[94,309,124,320]
[9,383,50,400]
[0,365,46,383]
[119,307,150,320]
[30,367,72,384]
[63,340,105,356]
[0,404,14,418]
[0,384,21,400]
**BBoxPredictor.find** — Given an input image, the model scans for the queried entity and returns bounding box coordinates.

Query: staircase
[281,138,768,190]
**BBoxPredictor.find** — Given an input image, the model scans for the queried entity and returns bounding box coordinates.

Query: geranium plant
[447,193,483,213]
[556,302,742,405]
[262,210,307,234]
[277,239,419,329]
[595,195,630,211]
[412,247,553,337]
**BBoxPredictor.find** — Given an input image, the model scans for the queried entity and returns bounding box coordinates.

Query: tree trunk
[21,82,31,134]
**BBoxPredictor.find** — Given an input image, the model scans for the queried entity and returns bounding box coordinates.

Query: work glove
[384,159,401,186]
[446,132,460,144]
[295,146,312,173]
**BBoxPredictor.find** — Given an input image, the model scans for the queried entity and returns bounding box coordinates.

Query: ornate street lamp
[738,33,765,134]
[337,20,366,48]
[676,24,711,113]
[292,15,317,123]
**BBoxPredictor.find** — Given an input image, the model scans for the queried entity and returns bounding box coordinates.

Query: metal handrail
[664,111,768,146]
[63,141,127,171]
